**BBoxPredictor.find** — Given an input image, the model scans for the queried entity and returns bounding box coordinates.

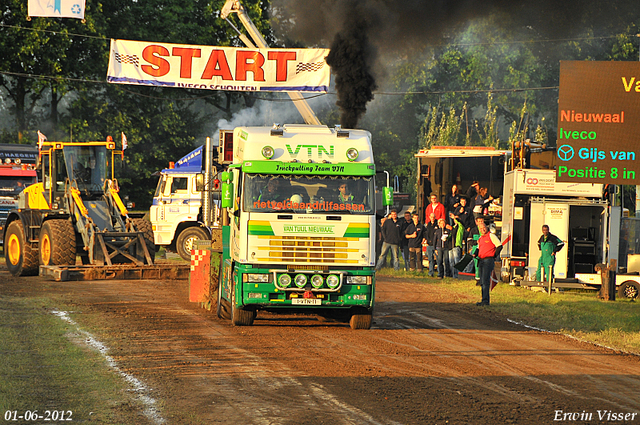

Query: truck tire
[349,309,372,330]
[216,282,231,320]
[617,280,640,299]
[39,220,76,267]
[176,227,209,261]
[231,284,254,326]
[132,218,156,260]
[5,220,38,276]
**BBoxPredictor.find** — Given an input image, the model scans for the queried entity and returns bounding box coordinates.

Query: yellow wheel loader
[4,138,156,277]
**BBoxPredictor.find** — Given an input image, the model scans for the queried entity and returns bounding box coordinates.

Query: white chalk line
[51,310,166,425]
[506,318,639,357]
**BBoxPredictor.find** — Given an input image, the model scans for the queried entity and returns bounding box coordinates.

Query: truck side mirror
[221,182,233,208]
[195,173,204,192]
[383,186,393,206]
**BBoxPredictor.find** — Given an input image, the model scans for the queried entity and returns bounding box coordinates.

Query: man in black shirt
[375,209,401,271]
[399,211,412,271]
[424,213,438,277]
[405,213,425,271]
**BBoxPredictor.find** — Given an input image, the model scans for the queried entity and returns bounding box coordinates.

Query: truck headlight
[244,273,270,283]
[346,275,370,285]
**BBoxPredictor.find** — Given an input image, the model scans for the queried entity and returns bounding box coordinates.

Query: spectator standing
[465,216,486,279]
[535,225,565,282]
[424,213,438,277]
[455,196,473,232]
[474,222,502,306]
[399,211,413,271]
[466,181,479,201]
[445,185,461,222]
[448,213,465,278]
[405,213,425,272]
[425,193,446,222]
[375,210,401,271]
[473,187,493,218]
[433,218,452,278]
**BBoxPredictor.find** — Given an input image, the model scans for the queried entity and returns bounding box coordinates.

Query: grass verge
[0,295,147,423]
[377,268,640,355]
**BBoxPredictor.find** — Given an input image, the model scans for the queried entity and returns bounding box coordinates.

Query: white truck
[149,145,216,260]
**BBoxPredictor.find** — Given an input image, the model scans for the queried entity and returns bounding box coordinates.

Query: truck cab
[150,146,218,260]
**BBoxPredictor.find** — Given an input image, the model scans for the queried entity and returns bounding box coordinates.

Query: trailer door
[528,201,569,279]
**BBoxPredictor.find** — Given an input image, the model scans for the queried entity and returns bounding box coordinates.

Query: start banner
[107,39,330,93]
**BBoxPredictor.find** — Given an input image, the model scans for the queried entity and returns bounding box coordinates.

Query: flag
[37,130,47,150]
[28,0,85,19]
[490,269,499,291]
[121,132,128,151]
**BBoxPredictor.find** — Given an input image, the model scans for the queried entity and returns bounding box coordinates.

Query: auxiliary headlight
[310,274,324,289]
[294,274,308,288]
[261,145,274,159]
[278,274,292,288]
[346,148,359,161]
[326,274,340,289]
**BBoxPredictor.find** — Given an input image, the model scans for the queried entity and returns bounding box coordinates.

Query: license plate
[291,298,321,305]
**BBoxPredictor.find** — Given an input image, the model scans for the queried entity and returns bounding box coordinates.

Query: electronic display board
[557,61,640,184]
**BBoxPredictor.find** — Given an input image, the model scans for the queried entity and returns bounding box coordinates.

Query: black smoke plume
[271,0,632,128]
[325,12,377,129]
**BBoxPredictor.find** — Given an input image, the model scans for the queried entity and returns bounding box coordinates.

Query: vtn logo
[557,145,575,161]
[286,144,335,158]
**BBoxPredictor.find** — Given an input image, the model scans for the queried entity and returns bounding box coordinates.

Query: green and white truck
[213,124,379,328]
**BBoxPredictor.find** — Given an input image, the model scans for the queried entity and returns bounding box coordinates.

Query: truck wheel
[132,218,156,260]
[231,284,254,326]
[5,220,38,276]
[349,309,373,330]
[176,227,209,261]
[39,220,76,266]
[617,281,640,299]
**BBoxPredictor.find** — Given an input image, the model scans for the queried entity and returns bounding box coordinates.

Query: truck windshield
[0,176,35,196]
[243,174,375,214]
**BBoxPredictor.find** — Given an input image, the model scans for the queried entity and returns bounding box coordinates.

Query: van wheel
[39,220,76,266]
[231,284,254,326]
[176,227,209,261]
[617,281,640,299]
[5,220,38,276]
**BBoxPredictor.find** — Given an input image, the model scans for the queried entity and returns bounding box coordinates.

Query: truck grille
[253,235,360,263]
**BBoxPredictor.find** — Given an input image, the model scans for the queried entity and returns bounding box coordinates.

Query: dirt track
[2,269,640,425]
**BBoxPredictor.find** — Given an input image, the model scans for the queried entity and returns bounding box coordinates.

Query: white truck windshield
[243,174,375,214]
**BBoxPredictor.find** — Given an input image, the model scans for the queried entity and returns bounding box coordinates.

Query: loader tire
[176,227,209,261]
[133,218,156,260]
[5,220,38,277]
[39,220,76,267]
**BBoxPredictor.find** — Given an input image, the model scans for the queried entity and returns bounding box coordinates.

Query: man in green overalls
[535,225,565,282]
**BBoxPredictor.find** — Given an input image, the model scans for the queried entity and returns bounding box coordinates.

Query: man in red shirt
[475,222,502,306]
[425,194,445,222]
